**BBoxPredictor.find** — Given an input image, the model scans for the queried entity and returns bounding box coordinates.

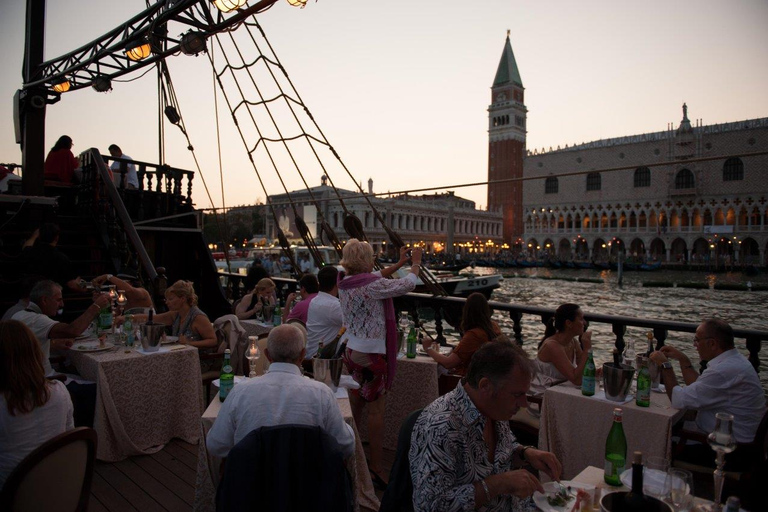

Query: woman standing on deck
[43,135,80,184]
[338,239,421,489]
[420,292,501,376]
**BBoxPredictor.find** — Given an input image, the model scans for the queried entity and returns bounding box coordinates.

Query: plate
[533,480,595,512]
[72,342,115,353]
[162,336,179,344]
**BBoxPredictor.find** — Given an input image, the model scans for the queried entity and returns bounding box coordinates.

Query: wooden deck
[88,440,396,511]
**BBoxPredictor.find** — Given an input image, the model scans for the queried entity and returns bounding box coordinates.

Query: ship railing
[217,270,765,373]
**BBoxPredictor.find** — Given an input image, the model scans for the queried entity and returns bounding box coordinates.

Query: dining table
[193,384,380,512]
[240,319,273,339]
[539,381,686,480]
[68,339,204,461]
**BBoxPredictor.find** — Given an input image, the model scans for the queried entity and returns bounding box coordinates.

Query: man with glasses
[650,318,765,444]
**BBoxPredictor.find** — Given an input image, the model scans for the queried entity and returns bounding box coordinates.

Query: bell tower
[488,31,527,243]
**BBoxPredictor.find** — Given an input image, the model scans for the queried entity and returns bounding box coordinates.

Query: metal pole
[21,0,47,196]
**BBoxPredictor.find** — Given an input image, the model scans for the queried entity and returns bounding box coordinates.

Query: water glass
[644,456,670,498]
[668,468,694,511]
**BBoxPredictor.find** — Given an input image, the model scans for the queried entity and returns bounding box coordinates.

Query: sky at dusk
[1,0,767,211]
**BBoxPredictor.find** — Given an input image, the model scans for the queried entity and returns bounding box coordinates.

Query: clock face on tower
[496,93,506,103]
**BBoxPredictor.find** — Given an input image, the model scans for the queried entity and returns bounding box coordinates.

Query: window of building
[586,172,601,191]
[675,169,695,189]
[545,176,559,194]
[634,167,651,187]
[722,157,744,181]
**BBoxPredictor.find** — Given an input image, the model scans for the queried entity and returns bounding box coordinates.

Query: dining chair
[379,408,424,512]
[0,427,97,512]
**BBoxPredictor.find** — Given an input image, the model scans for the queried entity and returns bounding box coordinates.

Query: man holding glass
[650,318,765,445]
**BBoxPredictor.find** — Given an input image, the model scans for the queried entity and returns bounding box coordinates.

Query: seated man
[206,324,355,459]
[12,280,110,427]
[651,318,766,444]
[282,274,319,325]
[409,341,561,512]
[305,266,343,359]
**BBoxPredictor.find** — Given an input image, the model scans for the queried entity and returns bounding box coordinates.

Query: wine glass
[644,456,670,499]
[668,468,694,512]
[246,336,260,378]
[707,412,736,511]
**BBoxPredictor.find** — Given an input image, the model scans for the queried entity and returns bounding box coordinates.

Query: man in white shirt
[108,144,139,190]
[305,266,343,359]
[651,318,766,444]
[206,323,355,459]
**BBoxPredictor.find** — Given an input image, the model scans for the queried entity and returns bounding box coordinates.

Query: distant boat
[639,261,662,271]
[575,261,594,269]
[429,261,470,272]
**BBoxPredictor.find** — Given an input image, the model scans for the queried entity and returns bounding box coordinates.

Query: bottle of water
[220,349,234,402]
[398,312,410,355]
[124,314,135,348]
[582,350,596,396]
[605,407,627,486]
[622,339,636,368]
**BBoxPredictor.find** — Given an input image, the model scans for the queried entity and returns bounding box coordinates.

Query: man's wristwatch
[105,274,113,282]
[661,361,673,370]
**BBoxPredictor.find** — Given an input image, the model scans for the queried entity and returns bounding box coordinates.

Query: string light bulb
[286,0,308,7]
[125,41,152,61]
[52,80,71,93]
[212,0,248,12]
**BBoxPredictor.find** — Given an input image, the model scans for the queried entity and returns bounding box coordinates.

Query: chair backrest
[216,424,352,512]
[0,427,97,512]
[752,405,768,465]
[213,314,250,374]
[379,408,423,512]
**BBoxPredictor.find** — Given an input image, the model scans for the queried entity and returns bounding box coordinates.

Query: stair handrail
[84,148,158,281]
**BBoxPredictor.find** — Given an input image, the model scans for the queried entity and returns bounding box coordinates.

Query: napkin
[135,346,172,355]
[339,375,360,390]
[592,390,633,404]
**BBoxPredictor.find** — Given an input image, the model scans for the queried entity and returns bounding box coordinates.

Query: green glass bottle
[98,304,113,332]
[123,314,134,348]
[273,301,282,326]
[219,349,234,402]
[406,326,417,359]
[636,355,651,407]
[605,407,628,486]
[581,349,596,396]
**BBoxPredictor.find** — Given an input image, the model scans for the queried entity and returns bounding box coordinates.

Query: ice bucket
[602,362,635,402]
[600,491,672,512]
[140,323,165,352]
[313,358,343,391]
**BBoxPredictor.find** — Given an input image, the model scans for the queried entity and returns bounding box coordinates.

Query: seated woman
[234,278,276,321]
[0,320,74,487]
[421,292,501,376]
[120,280,217,349]
[531,303,593,394]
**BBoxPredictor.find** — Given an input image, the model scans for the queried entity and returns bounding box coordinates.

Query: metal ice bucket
[600,491,672,512]
[602,363,635,402]
[313,358,343,391]
[140,323,165,352]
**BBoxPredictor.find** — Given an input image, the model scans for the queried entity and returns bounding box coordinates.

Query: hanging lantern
[180,31,207,56]
[92,76,112,93]
[51,80,71,93]
[286,0,307,7]
[211,0,248,13]
[125,41,152,61]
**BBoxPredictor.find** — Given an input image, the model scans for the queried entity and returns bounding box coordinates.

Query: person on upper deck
[90,272,153,310]
[420,292,501,376]
[650,318,766,444]
[119,280,216,349]
[206,323,355,459]
[338,240,421,488]
[44,135,80,184]
[107,144,138,190]
[409,340,561,512]
[530,303,593,394]
[0,320,74,488]
[234,278,276,321]
[283,273,319,325]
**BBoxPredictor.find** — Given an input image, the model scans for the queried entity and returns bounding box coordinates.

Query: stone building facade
[520,109,768,265]
[267,176,503,256]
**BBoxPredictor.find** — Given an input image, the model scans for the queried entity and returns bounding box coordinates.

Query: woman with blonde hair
[338,239,422,488]
[234,277,276,320]
[119,280,217,349]
[0,320,74,486]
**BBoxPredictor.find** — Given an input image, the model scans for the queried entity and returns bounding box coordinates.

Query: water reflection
[459,267,768,394]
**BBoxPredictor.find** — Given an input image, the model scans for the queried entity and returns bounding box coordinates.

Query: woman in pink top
[338,239,421,487]
[0,320,74,487]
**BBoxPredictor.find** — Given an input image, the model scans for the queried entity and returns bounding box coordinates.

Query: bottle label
[219,379,233,400]
[582,376,596,395]
[605,454,625,484]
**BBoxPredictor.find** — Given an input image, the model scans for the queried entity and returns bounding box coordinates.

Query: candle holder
[707,412,736,512]
[245,336,260,378]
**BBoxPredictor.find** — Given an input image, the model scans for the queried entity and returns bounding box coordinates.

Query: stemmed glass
[246,336,260,378]
[668,468,694,512]
[707,412,736,511]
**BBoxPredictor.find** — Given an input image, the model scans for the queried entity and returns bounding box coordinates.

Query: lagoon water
[446,266,768,394]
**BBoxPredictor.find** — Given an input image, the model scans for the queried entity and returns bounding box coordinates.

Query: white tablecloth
[539,382,685,480]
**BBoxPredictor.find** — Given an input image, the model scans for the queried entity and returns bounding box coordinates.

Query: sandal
[369,469,388,491]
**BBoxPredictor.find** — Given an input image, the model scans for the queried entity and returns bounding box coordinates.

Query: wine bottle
[406,326,417,359]
[636,356,651,407]
[646,331,655,357]
[622,451,649,511]
[581,350,596,396]
[604,407,627,486]
[612,348,621,366]
[219,349,234,402]
[319,327,346,359]
[147,307,155,325]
